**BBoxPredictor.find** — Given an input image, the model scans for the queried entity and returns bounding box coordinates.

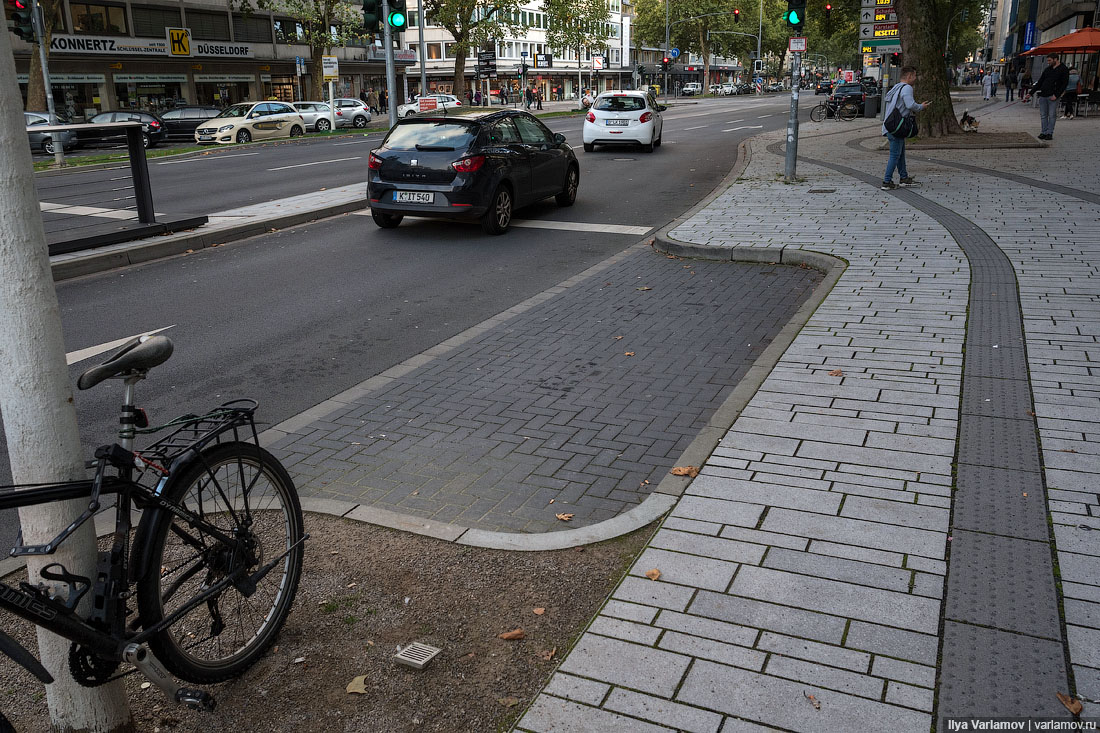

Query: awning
[1021,27,1100,55]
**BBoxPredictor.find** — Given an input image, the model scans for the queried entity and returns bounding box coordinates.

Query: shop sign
[535,53,553,68]
[167,28,190,56]
[261,74,272,82]
[193,42,254,58]
[366,48,417,62]
[16,73,107,84]
[112,74,188,83]
[194,74,256,82]
[49,32,254,58]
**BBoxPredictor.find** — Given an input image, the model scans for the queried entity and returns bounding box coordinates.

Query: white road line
[726,119,745,124]
[157,152,259,165]
[66,326,175,365]
[683,125,708,130]
[758,114,772,118]
[333,138,378,146]
[352,209,651,235]
[268,157,361,171]
[728,125,764,131]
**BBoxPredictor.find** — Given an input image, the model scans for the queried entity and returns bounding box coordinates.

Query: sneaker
[1038,133,1051,140]
[899,177,917,186]
[881,181,897,190]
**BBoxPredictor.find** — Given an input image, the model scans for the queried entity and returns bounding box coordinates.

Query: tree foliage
[421,0,529,99]
[264,0,368,99]
[544,0,609,99]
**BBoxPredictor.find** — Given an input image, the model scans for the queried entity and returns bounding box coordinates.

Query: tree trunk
[0,29,134,733]
[698,25,709,91]
[896,0,961,136]
[452,44,467,100]
[25,0,62,112]
[311,50,325,101]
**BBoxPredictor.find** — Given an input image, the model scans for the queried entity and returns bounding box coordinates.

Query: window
[513,115,552,144]
[407,10,418,27]
[233,13,271,43]
[444,42,457,58]
[487,118,521,143]
[426,42,442,59]
[132,6,179,36]
[70,3,127,34]
[188,10,230,40]
[274,18,302,43]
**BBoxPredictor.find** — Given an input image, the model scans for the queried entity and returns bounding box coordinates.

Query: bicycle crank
[122,644,216,712]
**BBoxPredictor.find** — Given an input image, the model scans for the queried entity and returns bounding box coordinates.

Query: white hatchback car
[397,93,463,118]
[582,90,665,153]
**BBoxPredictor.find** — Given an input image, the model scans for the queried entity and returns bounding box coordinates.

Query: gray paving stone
[731,565,940,634]
[761,508,946,560]
[603,689,724,733]
[689,590,847,644]
[588,616,663,646]
[653,610,760,647]
[662,516,723,536]
[757,631,870,672]
[659,631,766,670]
[764,654,885,699]
[558,634,691,697]
[885,681,935,712]
[718,525,810,551]
[601,600,659,625]
[676,660,930,733]
[808,540,906,568]
[630,548,738,592]
[844,621,939,666]
[671,496,765,528]
[543,672,610,706]
[687,475,842,515]
[519,695,672,733]
[797,439,953,474]
[650,529,767,564]
[840,495,950,532]
[613,576,696,612]
[871,657,937,688]
[763,547,912,593]
[1068,625,1100,669]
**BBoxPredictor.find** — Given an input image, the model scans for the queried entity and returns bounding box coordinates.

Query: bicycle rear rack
[137,399,261,469]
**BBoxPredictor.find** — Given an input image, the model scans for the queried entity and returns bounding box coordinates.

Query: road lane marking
[157,152,259,165]
[268,157,361,171]
[726,119,745,124]
[333,138,379,146]
[725,125,764,131]
[67,326,176,365]
[683,125,708,130]
[352,210,651,235]
[758,114,772,118]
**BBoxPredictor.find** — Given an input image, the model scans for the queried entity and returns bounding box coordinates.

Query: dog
[959,110,980,132]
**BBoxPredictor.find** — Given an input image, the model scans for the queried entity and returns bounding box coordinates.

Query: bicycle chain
[68,643,120,687]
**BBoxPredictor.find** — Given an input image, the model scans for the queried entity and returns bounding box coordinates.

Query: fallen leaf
[1027,410,1036,416]
[1057,691,1083,715]
[497,697,520,708]
[637,286,652,291]
[293,657,306,664]
[670,466,700,478]
[1023,493,1028,497]
[828,369,844,377]
[624,352,636,356]
[533,608,546,615]
[1060,449,1079,453]
[346,675,368,694]
[140,682,151,690]
[804,692,821,710]
[538,648,557,661]
[347,582,357,588]
[614,335,624,340]
[645,568,661,581]
[184,249,194,254]
[498,628,526,640]
[555,513,575,521]
[548,499,555,504]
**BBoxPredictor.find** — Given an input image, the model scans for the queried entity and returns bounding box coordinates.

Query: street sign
[789,37,807,52]
[669,48,680,58]
[477,50,497,79]
[591,55,604,70]
[322,55,339,81]
[535,53,553,68]
[860,41,901,53]
[860,23,898,39]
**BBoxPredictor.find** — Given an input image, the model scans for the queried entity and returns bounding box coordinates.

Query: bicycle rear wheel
[809,104,827,122]
[135,442,304,683]
[839,103,859,121]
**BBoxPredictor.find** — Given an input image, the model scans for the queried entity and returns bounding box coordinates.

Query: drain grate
[807,188,836,193]
[393,642,442,670]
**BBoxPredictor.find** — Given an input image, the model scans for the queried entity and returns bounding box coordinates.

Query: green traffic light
[786,9,801,23]
[388,10,406,26]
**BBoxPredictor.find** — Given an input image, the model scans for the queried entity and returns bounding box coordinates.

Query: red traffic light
[825,3,831,8]
[663,57,670,63]
[734,8,741,21]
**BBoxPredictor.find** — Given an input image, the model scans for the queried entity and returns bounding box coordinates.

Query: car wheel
[555,165,579,207]
[43,139,56,155]
[654,132,662,148]
[290,125,303,138]
[142,133,151,149]
[354,115,368,128]
[642,137,655,153]
[404,110,416,118]
[371,211,403,229]
[583,142,594,153]
[481,184,513,235]
[316,118,331,132]
[236,129,252,144]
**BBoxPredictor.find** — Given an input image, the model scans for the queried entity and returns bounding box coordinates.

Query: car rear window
[595,96,646,112]
[835,84,862,93]
[384,120,479,151]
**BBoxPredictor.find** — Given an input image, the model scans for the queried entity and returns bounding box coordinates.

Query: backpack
[883,84,919,138]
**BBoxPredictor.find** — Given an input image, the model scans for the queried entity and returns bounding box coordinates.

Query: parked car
[830,82,867,115]
[582,90,665,154]
[158,106,222,140]
[331,98,371,128]
[194,101,305,144]
[75,111,165,148]
[366,109,578,235]
[708,83,723,95]
[860,77,880,96]
[681,82,702,96]
[397,93,463,118]
[815,79,834,95]
[292,101,335,131]
[25,111,76,155]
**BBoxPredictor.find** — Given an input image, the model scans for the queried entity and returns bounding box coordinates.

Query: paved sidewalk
[517,98,1100,730]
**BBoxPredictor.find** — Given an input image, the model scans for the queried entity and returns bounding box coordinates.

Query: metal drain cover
[394,642,442,670]
[808,189,836,193]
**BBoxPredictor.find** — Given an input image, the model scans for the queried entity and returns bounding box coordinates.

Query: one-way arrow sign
[862,9,873,20]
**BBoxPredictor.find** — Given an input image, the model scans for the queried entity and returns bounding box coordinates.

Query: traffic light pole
[784,51,800,182]
[663,0,669,104]
[382,0,398,128]
[415,0,427,96]
[30,0,64,166]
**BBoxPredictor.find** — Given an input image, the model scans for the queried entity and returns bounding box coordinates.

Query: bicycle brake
[122,644,216,713]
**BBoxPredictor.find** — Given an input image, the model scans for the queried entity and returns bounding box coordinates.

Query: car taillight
[639,111,652,123]
[336,109,344,115]
[149,121,160,128]
[368,152,383,170]
[455,101,461,106]
[585,111,595,123]
[862,93,866,101]
[452,155,485,172]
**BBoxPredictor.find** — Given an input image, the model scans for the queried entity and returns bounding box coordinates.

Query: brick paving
[270,243,820,533]
[518,95,1100,731]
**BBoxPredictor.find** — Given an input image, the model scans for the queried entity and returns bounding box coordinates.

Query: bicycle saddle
[77,335,174,390]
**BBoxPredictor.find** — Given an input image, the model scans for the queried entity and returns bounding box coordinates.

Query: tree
[0,27,134,733]
[544,0,609,107]
[22,0,63,112]
[262,0,368,100]
[421,0,529,100]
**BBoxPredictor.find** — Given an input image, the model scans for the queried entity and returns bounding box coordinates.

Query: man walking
[881,66,929,190]
[990,68,1000,97]
[1034,53,1069,140]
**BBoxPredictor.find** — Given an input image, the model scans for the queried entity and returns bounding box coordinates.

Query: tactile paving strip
[953,463,1051,541]
[960,376,1035,420]
[965,305,1025,347]
[945,530,1062,638]
[962,342,1029,379]
[957,414,1042,474]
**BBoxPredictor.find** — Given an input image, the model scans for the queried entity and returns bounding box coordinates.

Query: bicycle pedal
[176,689,216,712]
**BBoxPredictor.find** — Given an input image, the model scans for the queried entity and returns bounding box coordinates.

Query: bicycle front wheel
[135,442,304,683]
[809,104,827,122]
[839,103,859,121]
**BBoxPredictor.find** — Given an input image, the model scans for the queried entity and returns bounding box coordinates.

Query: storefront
[17,73,106,120]
[113,73,187,112]
[193,74,256,106]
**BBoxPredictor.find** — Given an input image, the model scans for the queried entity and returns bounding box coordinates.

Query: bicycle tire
[135,442,304,683]
[839,103,859,121]
[809,104,827,122]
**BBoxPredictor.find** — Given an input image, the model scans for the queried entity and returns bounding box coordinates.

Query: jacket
[881,82,923,136]
[1034,63,1070,98]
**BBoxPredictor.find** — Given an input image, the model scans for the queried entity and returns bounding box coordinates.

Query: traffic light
[961,8,969,20]
[824,3,831,19]
[890,52,900,65]
[734,8,740,23]
[520,62,529,76]
[363,0,381,33]
[6,0,36,42]
[662,56,670,72]
[387,0,407,31]
[637,64,646,75]
[785,0,806,31]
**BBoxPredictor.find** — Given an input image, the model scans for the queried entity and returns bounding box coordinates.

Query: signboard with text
[789,37,807,52]
[322,55,339,82]
[50,33,254,57]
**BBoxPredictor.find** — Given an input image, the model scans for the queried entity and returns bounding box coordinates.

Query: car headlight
[218,124,235,133]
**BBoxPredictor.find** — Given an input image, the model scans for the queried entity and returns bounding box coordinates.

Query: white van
[682,82,703,96]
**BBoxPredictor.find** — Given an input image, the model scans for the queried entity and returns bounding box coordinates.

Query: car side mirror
[658,105,668,112]
[553,133,566,144]
[249,112,260,119]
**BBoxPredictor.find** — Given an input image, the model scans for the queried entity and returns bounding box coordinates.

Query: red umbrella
[1021,27,1100,55]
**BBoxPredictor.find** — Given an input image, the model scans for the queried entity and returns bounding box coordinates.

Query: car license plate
[394,191,434,204]
[605,119,629,126]
[198,135,214,141]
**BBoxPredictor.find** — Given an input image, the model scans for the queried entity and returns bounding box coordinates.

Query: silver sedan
[292,101,335,132]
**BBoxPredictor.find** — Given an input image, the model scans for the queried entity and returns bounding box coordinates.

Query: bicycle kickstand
[122,644,216,712]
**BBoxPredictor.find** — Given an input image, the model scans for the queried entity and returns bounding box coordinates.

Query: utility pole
[664,0,669,103]
[30,0,64,166]
[382,0,398,127]
[0,25,133,733]
[416,0,427,95]
[784,51,800,181]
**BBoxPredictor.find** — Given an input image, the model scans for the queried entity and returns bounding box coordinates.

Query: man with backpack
[881,66,929,190]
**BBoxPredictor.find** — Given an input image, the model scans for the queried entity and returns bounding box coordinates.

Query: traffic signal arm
[363,0,381,33]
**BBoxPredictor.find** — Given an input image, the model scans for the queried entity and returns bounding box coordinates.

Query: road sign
[322,55,339,81]
[591,55,604,70]
[860,23,898,40]
[669,48,680,59]
[789,37,807,52]
[860,42,901,53]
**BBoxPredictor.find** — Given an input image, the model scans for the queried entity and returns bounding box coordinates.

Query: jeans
[883,133,908,183]
[1005,87,1015,102]
[1038,95,1058,135]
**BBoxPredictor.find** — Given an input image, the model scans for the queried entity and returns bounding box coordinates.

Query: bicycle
[809,98,860,122]
[0,334,307,717]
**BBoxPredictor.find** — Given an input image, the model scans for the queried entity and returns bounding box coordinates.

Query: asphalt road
[3,94,802,545]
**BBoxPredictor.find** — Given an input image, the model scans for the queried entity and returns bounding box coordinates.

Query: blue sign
[670,48,680,59]
[1024,21,1035,50]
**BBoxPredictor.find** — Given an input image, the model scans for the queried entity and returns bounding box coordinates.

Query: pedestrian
[1062,66,1080,119]
[536,87,544,110]
[525,87,534,109]
[359,89,368,106]
[474,89,482,105]
[880,66,929,190]
[379,88,388,113]
[366,88,379,115]
[990,68,1000,97]
[1033,53,1069,140]
[982,71,992,100]
[1004,71,1016,102]
[1020,69,1033,101]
